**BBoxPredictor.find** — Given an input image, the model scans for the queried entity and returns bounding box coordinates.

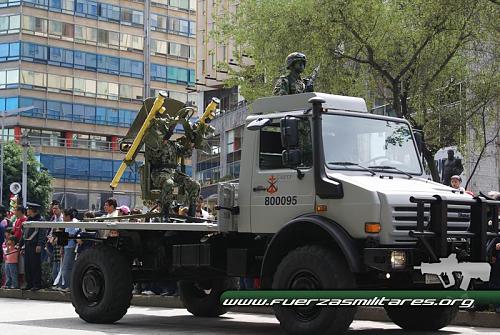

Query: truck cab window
[259,119,312,169]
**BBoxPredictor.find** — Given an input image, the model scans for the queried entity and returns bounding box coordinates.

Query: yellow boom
[110,92,167,189]
[199,97,220,124]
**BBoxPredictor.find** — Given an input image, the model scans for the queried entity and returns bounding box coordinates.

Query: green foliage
[218,0,499,180]
[2,142,52,210]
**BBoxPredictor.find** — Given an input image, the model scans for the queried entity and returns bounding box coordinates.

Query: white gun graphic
[414,253,491,290]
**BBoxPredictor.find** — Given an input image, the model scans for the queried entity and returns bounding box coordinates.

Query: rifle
[415,253,491,290]
[306,65,320,91]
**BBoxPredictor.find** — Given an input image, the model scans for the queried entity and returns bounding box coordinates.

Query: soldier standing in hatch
[142,115,213,217]
[273,52,317,96]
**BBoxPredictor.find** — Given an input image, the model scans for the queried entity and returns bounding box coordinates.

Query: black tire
[179,277,238,317]
[71,245,132,323]
[385,305,458,331]
[272,245,356,335]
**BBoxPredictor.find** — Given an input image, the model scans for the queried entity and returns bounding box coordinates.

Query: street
[0,298,497,335]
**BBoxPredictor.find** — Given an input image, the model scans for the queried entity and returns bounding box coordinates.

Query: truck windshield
[322,114,422,175]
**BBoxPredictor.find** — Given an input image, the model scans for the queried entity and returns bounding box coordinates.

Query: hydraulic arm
[110,92,167,189]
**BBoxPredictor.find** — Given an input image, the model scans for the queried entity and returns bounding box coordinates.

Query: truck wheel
[385,305,458,331]
[179,277,238,317]
[71,245,132,323]
[272,245,356,335]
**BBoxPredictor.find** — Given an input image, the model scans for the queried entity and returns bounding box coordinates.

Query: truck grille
[391,205,470,243]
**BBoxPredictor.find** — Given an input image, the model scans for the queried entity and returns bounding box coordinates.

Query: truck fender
[260,214,363,288]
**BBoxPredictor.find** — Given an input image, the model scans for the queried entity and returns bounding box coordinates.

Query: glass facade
[0,42,197,85]
[40,154,140,182]
[52,188,140,212]
[151,39,195,60]
[196,135,221,185]
[151,13,195,37]
[151,64,195,85]
[0,96,137,127]
[0,0,197,204]
[20,15,144,51]
[2,69,143,101]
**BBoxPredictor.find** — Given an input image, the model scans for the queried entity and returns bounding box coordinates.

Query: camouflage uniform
[273,52,314,96]
[142,117,212,215]
[273,74,313,96]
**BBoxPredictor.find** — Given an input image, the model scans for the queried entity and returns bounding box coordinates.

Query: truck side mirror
[120,141,132,153]
[280,117,299,149]
[413,131,423,154]
[282,149,301,168]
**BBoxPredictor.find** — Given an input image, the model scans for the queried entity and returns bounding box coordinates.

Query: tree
[218,0,499,181]
[2,142,52,210]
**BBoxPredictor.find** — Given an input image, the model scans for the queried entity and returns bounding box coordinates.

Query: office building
[0,0,197,210]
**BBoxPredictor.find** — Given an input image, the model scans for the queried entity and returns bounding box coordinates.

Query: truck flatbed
[24,220,220,232]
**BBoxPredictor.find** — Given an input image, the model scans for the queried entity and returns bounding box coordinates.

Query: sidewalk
[1,288,499,328]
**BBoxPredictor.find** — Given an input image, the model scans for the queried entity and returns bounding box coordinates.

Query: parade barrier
[1,288,499,328]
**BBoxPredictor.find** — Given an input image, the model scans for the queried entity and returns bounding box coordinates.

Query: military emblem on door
[267,175,278,194]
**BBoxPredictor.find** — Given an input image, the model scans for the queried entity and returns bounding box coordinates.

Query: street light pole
[21,131,28,207]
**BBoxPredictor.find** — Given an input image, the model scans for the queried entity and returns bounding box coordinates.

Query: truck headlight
[390,251,407,270]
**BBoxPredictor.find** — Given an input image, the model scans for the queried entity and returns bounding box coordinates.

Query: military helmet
[286,52,307,69]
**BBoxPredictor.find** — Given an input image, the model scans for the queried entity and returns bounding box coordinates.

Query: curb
[1,289,499,328]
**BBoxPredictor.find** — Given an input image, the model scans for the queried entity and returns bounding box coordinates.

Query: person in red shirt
[13,206,27,242]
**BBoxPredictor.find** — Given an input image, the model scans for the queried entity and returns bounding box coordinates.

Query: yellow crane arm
[110,92,167,189]
[199,97,220,124]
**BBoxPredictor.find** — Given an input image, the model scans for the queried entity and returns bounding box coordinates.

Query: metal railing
[25,135,118,152]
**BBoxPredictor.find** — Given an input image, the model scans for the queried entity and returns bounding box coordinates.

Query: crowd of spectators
[0,196,219,297]
[0,198,142,292]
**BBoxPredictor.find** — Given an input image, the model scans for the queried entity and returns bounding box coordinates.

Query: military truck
[27,92,499,335]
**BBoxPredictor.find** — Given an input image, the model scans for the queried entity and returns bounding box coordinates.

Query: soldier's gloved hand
[35,246,42,253]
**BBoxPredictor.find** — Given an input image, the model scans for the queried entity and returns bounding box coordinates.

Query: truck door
[250,119,315,233]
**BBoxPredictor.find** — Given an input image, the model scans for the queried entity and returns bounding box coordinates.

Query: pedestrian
[117,205,130,216]
[1,227,11,287]
[12,206,27,242]
[48,227,63,290]
[60,208,79,291]
[130,208,143,222]
[0,206,8,228]
[103,198,119,218]
[75,211,95,261]
[50,200,64,222]
[46,201,64,288]
[19,202,45,291]
[45,200,63,266]
[195,196,210,219]
[4,236,19,289]
[450,175,465,192]
[179,206,189,216]
[0,220,5,264]
[489,193,500,313]
[490,240,500,313]
[100,198,119,239]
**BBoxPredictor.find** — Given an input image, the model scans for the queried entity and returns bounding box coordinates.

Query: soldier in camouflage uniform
[273,52,315,96]
[142,115,213,217]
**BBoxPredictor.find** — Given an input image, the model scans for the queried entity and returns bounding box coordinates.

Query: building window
[40,154,140,183]
[0,42,20,61]
[22,16,46,35]
[0,14,20,35]
[0,70,18,89]
[0,97,19,111]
